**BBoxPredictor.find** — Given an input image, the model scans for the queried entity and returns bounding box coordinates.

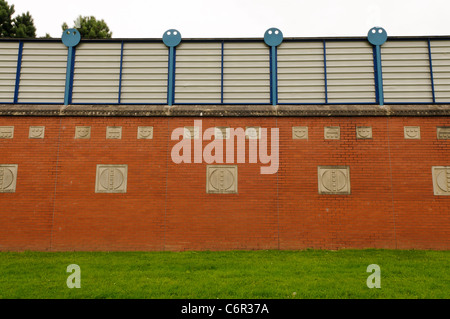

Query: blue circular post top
[264,28,283,47]
[61,28,81,47]
[367,27,387,46]
[163,29,182,47]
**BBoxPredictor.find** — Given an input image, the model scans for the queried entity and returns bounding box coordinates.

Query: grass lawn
[0,249,448,299]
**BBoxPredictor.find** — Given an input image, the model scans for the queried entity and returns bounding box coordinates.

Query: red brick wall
[0,116,449,251]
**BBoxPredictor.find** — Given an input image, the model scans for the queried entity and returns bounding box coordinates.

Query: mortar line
[49,117,62,251]
[163,118,170,251]
[386,117,397,249]
[276,118,280,250]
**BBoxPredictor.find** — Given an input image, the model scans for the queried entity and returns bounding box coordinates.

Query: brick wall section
[0,116,449,251]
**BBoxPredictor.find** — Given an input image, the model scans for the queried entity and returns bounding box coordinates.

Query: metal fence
[0,36,449,105]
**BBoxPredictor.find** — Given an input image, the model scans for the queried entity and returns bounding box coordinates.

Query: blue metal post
[427,39,436,103]
[13,41,23,103]
[367,27,388,106]
[61,28,81,105]
[118,41,124,104]
[64,46,75,105]
[163,29,182,106]
[270,46,278,105]
[264,28,283,106]
[221,41,224,104]
[375,45,384,105]
[167,46,175,106]
[323,40,328,104]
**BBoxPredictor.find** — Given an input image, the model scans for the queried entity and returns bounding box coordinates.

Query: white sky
[9,0,450,39]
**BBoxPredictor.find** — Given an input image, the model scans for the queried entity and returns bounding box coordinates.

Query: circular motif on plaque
[321,170,347,192]
[0,168,14,190]
[436,170,450,193]
[99,168,124,191]
[209,168,235,192]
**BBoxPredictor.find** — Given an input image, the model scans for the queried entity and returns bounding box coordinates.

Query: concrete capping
[0,104,450,117]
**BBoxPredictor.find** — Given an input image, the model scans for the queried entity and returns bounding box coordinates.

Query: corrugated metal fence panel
[175,42,222,104]
[72,43,121,103]
[18,42,67,103]
[382,40,433,103]
[430,40,450,103]
[278,41,325,103]
[0,42,19,102]
[326,41,376,103]
[121,42,168,104]
[223,42,270,104]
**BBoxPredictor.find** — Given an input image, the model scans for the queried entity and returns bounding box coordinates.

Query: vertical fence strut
[64,46,75,105]
[13,41,23,103]
[168,46,176,105]
[270,46,278,105]
[427,39,436,103]
[221,41,224,104]
[61,28,81,105]
[118,41,124,104]
[367,27,388,106]
[163,29,182,106]
[264,28,283,106]
[375,45,384,105]
[323,40,328,104]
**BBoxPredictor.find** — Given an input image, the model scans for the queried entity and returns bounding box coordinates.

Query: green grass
[0,250,448,299]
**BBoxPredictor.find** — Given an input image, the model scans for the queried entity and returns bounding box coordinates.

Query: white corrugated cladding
[430,40,450,102]
[277,41,326,103]
[18,42,67,103]
[0,42,19,103]
[175,42,222,104]
[382,41,433,103]
[326,41,376,103]
[223,42,270,104]
[121,42,168,104]
[72,43,121,103]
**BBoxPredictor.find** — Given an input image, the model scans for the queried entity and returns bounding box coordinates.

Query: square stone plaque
[106,126,122,139]
[214,127,230,139]
[95,165,128,193]
[404,126,420,139]
[206,165,238,194]
[437,127,450,140]
[184,126,200,139]
[324,126,340,140]
[75,126,91,139]
[318,166,351,195]
[432,166,450,196]
[137,126,153,139]
[292,126,308,140]
[0,126,14,139]
[0,164,18,193]
[356,126,372,139]
[245,127,261,139]
[29,126,45,139]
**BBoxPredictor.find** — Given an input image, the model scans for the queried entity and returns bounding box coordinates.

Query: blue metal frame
[13,41,23,103]
[2,35,450,106]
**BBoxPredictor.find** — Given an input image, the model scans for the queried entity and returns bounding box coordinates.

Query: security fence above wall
[0,27,449,106]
